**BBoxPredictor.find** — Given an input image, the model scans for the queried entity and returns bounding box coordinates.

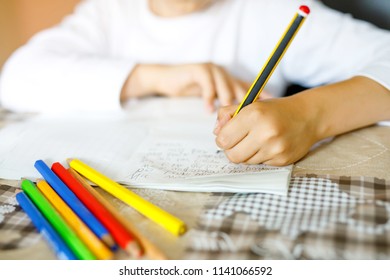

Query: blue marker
[16,192,76,260]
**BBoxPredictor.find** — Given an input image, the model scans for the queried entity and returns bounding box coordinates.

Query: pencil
[68,167,167,260]
[36,179,113,260]
[233,5,310,117]
[16,191,77,260]
[34,160,116,249]
[51,162,142,258]
[68,158,187,236]
[21,179,96,260]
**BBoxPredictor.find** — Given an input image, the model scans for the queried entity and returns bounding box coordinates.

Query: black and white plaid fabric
[2,175,390,259]
[0,184,41,253]
[0,111,45,256]
[185,175,390,259]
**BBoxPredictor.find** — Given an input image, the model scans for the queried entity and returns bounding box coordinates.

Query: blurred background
[0,0,389,70]
[0,0,79,69]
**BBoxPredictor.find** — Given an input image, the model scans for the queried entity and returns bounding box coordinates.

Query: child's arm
[0,1,247,113]
[120,64,249,113]
[2,0,246,113]
[214,76,390,166]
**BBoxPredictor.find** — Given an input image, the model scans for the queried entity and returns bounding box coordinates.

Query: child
[1,0,389,165]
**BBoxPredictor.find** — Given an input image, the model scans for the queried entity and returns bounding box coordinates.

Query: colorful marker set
[17,159,186,260]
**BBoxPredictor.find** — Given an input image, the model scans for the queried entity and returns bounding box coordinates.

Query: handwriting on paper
[126,141,280,182]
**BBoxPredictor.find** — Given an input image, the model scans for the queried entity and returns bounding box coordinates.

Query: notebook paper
[122,124,291,195]
[0,99,291,195]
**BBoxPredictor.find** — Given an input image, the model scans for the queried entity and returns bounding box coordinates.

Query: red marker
[51,162,142,258]
[234,5,310,116]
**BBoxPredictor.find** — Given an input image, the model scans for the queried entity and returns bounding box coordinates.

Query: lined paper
[0,98,291,194]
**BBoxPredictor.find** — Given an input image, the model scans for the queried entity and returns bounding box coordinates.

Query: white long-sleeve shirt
[1,0,390,113]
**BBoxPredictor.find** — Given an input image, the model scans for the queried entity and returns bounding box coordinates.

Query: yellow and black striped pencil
[233,5,310,117]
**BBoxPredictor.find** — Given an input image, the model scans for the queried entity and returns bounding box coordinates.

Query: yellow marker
[69,159,187,236]
[233,5,310,117]
[37,180,113,260]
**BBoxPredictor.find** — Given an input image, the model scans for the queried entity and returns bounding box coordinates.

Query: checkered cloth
[0,110,45,256]
[185,175,390,259]
[2,175,390,259]
[0,184,42,253]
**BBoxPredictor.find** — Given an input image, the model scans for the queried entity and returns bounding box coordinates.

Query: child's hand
[121,63,249,112]
[214,97,318,166]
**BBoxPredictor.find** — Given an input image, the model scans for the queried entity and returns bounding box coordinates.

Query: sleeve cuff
[357,64,390,91]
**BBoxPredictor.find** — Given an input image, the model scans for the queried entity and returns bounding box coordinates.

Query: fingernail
[205,102,214,113]
[213,121,220,135]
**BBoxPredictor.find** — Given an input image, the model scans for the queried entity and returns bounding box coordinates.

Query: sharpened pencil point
[178,224,187,236]
[101,234,117,250]
[126,241,143,259]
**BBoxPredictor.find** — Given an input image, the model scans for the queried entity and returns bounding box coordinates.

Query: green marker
[21,179,96,260]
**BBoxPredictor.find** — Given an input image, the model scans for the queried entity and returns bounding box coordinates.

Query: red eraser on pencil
[299,5,310,16]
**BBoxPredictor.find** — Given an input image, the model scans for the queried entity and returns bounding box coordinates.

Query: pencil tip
[126,242,143,259]
[178,224,187,236]
[101,234,117,250]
